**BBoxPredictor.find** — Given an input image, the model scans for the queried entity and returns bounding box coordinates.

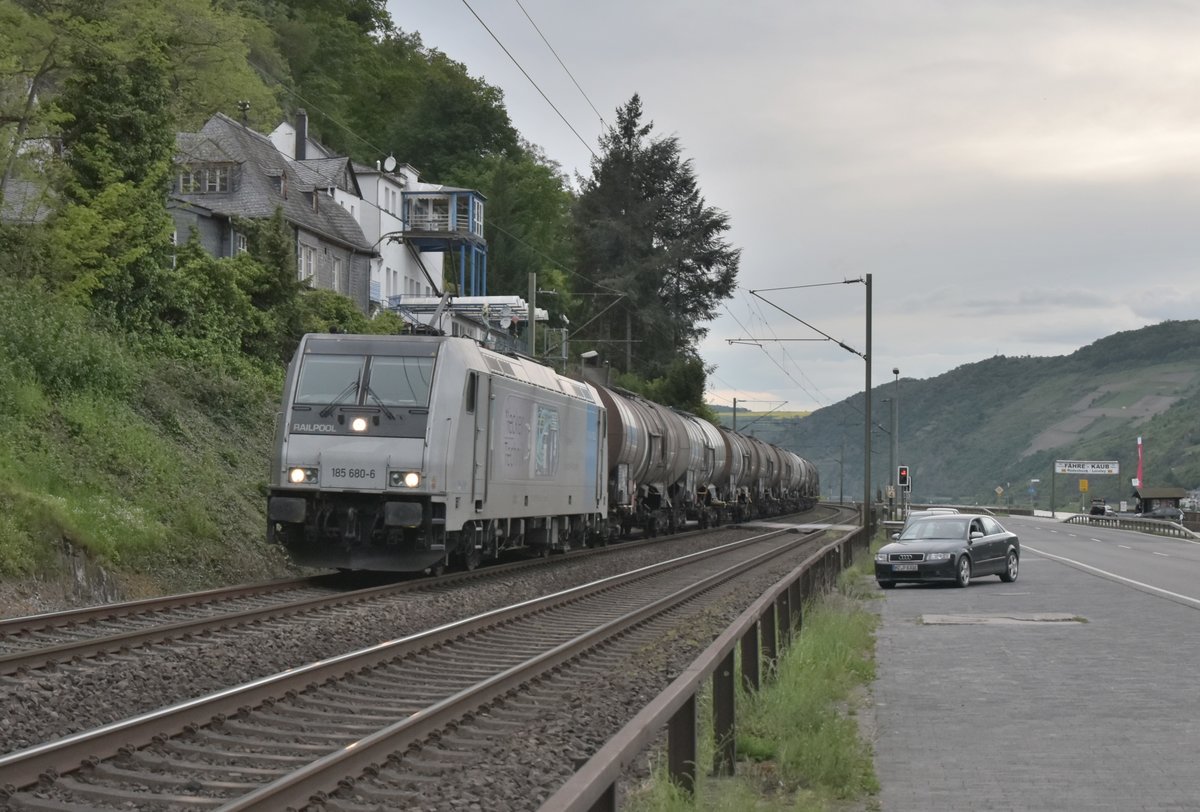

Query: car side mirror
[891,532,900,540]
[969,531,984,540]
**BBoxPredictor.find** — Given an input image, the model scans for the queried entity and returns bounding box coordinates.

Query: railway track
[0,519,836,810]
[0,511,840,678]
[0,575,348,675]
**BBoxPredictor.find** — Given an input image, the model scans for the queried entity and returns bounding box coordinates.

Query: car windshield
[899,518,969,540]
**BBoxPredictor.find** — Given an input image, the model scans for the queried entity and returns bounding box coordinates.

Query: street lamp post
[892,367,899,518]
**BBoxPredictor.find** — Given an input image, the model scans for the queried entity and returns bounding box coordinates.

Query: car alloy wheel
[1000,551,1019,583]
[955,555,971,588]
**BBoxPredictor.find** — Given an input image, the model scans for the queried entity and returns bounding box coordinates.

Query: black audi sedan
[875,514,1020,589]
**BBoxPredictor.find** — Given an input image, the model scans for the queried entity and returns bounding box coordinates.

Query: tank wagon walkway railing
[541,525,868,811]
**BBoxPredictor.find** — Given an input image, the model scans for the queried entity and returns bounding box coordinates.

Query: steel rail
[219,527,814,810]
[0,527,800,793]
[0,521,774,676]
[0,575,327,633]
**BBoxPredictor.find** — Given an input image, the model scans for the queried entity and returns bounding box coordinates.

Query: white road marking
[1024,543,1200,609]
[1153,551,1170,557]
[1118,545,1131,550]
[1090,538,1103,543]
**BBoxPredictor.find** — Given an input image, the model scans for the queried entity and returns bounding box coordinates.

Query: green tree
[0,0,60,197]
[573,94,739,378]
[264,16,521,180]
[50,22,175,331]
[642,355,717,420]
[453,143,575,300]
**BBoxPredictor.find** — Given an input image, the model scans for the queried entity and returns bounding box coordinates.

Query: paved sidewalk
[872,544,1200,811]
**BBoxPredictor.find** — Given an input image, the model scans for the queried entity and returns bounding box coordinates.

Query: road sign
[1055,460,1119,475]
[1079,479,1089,493]
[995,486,1003,496]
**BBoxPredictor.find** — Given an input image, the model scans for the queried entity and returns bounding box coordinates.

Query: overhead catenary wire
[460,0,597,160]
[511,0,607,128]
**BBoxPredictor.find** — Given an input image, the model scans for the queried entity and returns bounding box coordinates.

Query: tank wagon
[268,333,819,572]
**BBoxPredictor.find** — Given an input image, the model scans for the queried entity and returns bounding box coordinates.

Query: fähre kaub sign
[1054,460,1119,475]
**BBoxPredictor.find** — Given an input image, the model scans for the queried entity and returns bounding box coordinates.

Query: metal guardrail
[539,525,868,811]
[1063,514,1200,540]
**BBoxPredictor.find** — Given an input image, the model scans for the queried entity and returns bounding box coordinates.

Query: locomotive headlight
[350,417,368,432]
[389,471,421,488]
[288,467,317,484]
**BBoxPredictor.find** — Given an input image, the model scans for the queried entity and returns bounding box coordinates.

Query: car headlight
[389,471,421,488]
[926,552,952,561]
[875,552,889,562]
[288,467,318,484]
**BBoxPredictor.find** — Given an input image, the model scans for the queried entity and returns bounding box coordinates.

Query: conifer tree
[573,95,739,380]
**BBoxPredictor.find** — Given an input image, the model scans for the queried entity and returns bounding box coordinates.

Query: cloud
[390,0,1200,410]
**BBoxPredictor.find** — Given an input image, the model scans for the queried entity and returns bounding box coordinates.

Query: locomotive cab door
[468,372,492,510]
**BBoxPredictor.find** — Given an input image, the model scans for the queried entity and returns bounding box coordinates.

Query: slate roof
[300,156,361,196]
[173,113,373,253]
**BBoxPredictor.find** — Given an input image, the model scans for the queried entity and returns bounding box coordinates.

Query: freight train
[267,333,819,572]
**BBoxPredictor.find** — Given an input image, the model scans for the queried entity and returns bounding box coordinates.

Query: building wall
[170,209,227,257]
[351,168,444,307]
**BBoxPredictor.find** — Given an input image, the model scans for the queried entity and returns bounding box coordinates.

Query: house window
[205,166,230,192]
[170,229,178,268]
[178,165,230,193]
[178,170,200,193]
[235,232,247,255]
[298,245,315,282]
[331,257,343,292]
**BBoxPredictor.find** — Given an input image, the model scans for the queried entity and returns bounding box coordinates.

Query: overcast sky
[386,0,1200,412]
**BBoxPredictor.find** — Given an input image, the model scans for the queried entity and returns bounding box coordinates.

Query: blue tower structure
[401,187,488,296]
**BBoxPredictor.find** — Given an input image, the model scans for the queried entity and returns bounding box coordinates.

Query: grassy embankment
[0,283,292,609]
[628,539,883,811]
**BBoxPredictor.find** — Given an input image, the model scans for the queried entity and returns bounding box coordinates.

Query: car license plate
[892,563,918,571]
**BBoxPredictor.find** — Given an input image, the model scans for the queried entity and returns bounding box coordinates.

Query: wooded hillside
[733,320,1200,510]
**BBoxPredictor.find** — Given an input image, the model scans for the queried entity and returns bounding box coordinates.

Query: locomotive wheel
[463,548,481,571]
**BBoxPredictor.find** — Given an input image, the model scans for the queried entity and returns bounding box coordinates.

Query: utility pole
[863,273,872,537]
[527,272,536,356]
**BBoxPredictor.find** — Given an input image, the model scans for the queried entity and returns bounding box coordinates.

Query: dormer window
[177,163,234,194]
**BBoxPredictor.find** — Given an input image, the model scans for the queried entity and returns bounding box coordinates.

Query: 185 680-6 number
[331,467,375,479]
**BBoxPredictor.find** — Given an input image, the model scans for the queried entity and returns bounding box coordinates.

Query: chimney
[295,109,307,160]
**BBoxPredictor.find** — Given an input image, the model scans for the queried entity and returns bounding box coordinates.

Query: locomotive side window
[294,355,364,405]
[465,372,477,413]
[365,356,435,406]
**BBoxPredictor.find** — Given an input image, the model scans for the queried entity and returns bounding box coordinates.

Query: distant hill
[717,320,1200,511]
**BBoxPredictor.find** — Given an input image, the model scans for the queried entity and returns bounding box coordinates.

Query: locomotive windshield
[294,354,434,408]
[365,356,434,406]
[294,355,364,405]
